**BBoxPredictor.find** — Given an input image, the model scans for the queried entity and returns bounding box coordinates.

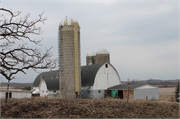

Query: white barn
[33,70,60,98]
[81,63,121,98]
[32,63,121,98]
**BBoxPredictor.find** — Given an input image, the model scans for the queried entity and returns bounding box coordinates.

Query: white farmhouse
[0,89,32,99]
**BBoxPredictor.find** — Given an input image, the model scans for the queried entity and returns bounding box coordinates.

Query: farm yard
[0,2,179,118]
[1,87,179,118]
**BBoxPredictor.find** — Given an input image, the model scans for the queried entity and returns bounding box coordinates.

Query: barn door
[9,92,12,98]
[118,90,123,99]
[5,92,8,99]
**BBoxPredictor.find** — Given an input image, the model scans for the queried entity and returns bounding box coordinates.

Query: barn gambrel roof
[33,63,106,90]
[33,70,59,90]
[81,63,105,86]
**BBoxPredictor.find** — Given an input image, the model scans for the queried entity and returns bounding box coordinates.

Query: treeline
[0,82,33,89]
[1,79,179,89]
[122,79,180,87]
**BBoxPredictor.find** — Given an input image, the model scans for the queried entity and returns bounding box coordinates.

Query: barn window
[53,91,56,93]
[105,64,108,68]
[88,90,90,93]
[98,90,101,93]
[46,91,48,93]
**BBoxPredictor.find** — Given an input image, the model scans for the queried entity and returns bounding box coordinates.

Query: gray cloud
[0,1,178,83]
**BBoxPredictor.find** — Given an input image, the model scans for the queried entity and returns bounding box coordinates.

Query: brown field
[0,86,14,89]
[159,87,177,102]
[1,87,178,118]
[1,98,179,118]
[159,87,175,97]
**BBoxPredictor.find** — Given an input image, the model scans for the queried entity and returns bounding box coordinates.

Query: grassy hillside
[1,98,179,118]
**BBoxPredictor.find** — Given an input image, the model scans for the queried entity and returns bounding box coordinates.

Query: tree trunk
[5,80,10,103]
[175,83,179,102]
[127,83,130,103]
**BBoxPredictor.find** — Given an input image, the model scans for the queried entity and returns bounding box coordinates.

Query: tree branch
[0,8,57,81]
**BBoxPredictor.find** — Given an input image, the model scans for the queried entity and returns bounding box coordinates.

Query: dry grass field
[159,87,176,102]
[159,87,175,97]
[1,87,178,118]
[0,86,14,89]
[1,98,179,118]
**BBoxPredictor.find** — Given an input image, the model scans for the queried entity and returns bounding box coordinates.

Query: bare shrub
[169,96,176,102]
[1,98,179,118]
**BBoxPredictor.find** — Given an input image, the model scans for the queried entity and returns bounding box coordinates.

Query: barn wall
[134,88,159,100]
[123,90,134,99]
[0,91,6,98]
[104,90,111,98]
[81,86,91,90]
[12,91,32,98]
[92,64,121,90]
[93,90,104,99]
[39,79,48,97]
[33,87,39,91]
[0,91,31,99]
[82,90,104,99]
[81,90,94,98]
[48,90,60,94]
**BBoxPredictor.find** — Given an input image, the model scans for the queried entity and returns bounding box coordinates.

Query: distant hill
[0,82,33,89]
[1,79,179,89]
[121,79,180,86]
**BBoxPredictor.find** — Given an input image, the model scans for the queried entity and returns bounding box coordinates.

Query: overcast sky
[0,0,179,83]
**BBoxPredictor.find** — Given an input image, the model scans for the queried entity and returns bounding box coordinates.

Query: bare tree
[147,78,153,85]
[175,82,179,102]
[0,8,57,102]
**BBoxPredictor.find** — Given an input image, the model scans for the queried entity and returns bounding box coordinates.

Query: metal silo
[95,48,110,64]
[58,17,81,99]
[86,51,96,65]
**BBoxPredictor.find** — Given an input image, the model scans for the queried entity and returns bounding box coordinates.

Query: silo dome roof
[86,51,96,57]
[59,16,79,27]
[96,48,109,55]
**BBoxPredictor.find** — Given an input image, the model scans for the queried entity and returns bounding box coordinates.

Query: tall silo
[58,17,81,99]
[95,48,110,64]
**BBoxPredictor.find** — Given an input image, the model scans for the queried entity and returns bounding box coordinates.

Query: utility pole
[127,82,130,103]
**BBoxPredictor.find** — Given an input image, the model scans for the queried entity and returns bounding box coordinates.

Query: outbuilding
[0,89,32,99]
[108,84,159,100]
[33,70,60,98]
